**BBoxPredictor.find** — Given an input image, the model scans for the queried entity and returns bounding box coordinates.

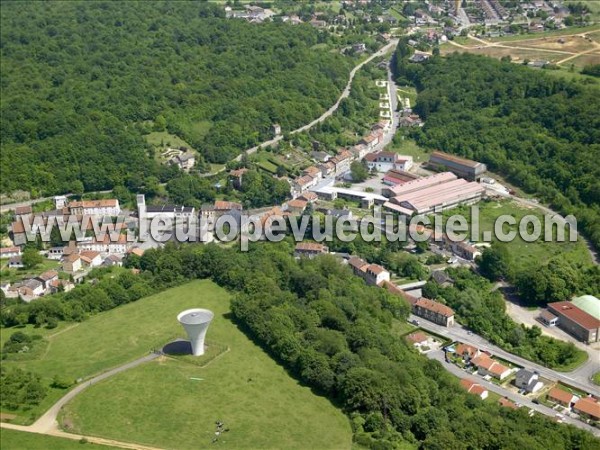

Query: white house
[0,247,21,259]
[364,152,411,173]
[68,199,121,217]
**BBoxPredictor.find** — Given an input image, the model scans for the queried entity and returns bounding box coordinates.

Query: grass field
[442,199,591,274]
[60,280,352,450]
[145,131,193,153]
[386,137,429,162]
[0,429,120,450]
[592,372,600,386]
[487,24,600,42]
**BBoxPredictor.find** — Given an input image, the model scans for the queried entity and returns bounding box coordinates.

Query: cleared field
[0,429,120,450]
[442,45,563,64]
[487,24,600,42]
[570,53,600,66]
[443,199,592,274]
[508,35,597,53]
[60,280,352,450]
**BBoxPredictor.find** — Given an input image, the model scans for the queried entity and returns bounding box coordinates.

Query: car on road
[411,319,420,326]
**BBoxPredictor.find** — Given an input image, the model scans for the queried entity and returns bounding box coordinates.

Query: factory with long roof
[382,172,485,216]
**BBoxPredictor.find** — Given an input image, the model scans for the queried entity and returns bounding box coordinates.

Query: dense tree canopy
[394,49,600,251]
[1,1,351,196]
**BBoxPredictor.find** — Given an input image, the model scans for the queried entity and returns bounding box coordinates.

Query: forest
[3,242,599,448]
[393,46,600,252]
[0,1,351,196]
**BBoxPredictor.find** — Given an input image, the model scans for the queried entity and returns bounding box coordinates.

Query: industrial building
[382,172,485,216]
[428,151,487,180]
[546,301,600,343]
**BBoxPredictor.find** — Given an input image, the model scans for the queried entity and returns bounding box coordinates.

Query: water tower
[177,309,214,356]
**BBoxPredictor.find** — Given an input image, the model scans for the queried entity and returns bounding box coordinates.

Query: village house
[364,152,413,172]
[286,199,308,215]
[294,242,329,258]
[455,343,481,362]
[350,143,369,160]
[35,270,59,292]
[471,354,511,380]
[406,331,429,347]
[49,278,75,294]
[348,257,390,286]
[14,205,32,218]
[68,199,121,217]
[514,369,543,393]
[229,168,248,189]
[63,253,83,272]
[330,150,353,176]
[303,166,322,181]
[80,250,103,268]
[298,192,318,204]
[573,397,600,422]
[8,256,24,269]
[318,161,336,178]
[499,398,518,409]
[0,246,21,259]
[460,379,489,400]
[78,234,129,255]
[102,255,123,267]
[168,151,196,172]
[398,114,424,127]
[359,133,380,151]
[46,246,65,260]
[291,175,319,197]
[547,387,578,407]
[413,297,455,326]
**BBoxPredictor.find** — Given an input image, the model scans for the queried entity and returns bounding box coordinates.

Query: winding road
[230,39,399,163]
[1,353,161,449]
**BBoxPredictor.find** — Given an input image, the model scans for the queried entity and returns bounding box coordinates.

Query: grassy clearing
[385,137,429,162]
[592,372,600,386]
[0,429,120,450]
[487,24,600,42]
[442,199,591,274]
[0,258,62,284]
[391,319,417,337]
[60,280,352,450]
[553,351,590,372]
[145,131,192,152]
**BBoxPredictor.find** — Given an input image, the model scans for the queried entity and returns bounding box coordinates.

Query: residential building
[406,331,429,346]
[17,279,45,299]
[573,397,600,422]
[46,247,65,260]
[364,152,412,173]
[102,255,123,267]
[514,369,543,393]
[286,199,308,215]
[80,251,103,268]
[49,279,75,294]
[292,175,319,197]
[0,247,21,259]
[413,297,455,326]
[78,235,129,255]
[302,166,322,181]
[409,53,430,63]
[455,343,480,361]
[229,168,248,189]
[298,192,318,203]
[547,301,600,343]
[318,161,336,178]
[363,264,390,286]
[330,150,353,176]
[398,114,424,127]
[428,151,487,181]
[294,242,329,258]
[311,151,330,163]
[169,151,196,171]
[14,205,32,217]
[35,270,59,291]
[460,379,489,400]
[8,256,24,269]
[68,199,121,216]
[54,195,68,209]
[63,254,82,272]
[547,387,578,407]
[471,354,511,380]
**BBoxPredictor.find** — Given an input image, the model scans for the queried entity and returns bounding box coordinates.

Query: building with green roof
[572,295,600,321]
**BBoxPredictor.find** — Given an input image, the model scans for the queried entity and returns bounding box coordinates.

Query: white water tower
[177,309,214,356]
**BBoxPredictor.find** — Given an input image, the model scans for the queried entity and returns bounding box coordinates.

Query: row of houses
[1,270,74,302]
[547,387,600,422]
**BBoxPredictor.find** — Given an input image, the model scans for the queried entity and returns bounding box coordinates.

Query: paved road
[426,349,600,436]
[230,40,399,165]
[411,314,600,395]
[0,352,161,449]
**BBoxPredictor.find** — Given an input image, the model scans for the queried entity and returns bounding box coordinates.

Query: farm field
[60,280,352,450]
[0,429,120,450]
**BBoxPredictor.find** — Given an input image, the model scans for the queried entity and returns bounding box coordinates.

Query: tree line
[1,1,351,197]
[393,45,600,252]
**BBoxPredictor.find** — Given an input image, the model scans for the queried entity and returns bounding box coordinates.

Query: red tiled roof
[15,206,32,215]
[414,298,454,317]
[365,264,386,275]
[430,151,481,169]
[573,397,600,420]
[69,199,118,208]
[456,343,479,358]
[348,256,367,270]
[381,281,418,305]
[548,387,575,405]
[547,301,600,330]
[407,331,428,344]
[499,398,518,409]
[295,242,327,252]
[0,247,21,255]
[287,199,308,209]
[214,201,242,211]
[37,270,58,281]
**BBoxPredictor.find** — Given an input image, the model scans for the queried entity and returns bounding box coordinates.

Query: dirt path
[1,353,160,449]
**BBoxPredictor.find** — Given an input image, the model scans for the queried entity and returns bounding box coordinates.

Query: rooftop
[177,308,214,325]
[547,301,600,330]
[430,151,482,169]
[414,297,454,317]
[548,387,576,404]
